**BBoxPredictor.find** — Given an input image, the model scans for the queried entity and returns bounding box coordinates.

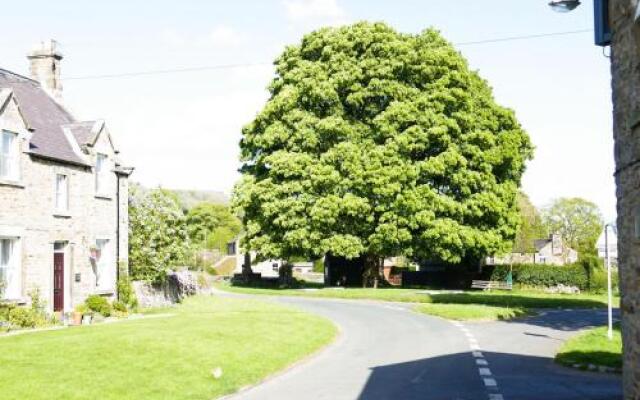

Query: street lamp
[604,223,615,340]
[547,0,611,46]
[548,0,581,12]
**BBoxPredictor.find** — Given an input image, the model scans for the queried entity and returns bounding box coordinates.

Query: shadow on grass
[429,293,607,309]
[556,350,622,369]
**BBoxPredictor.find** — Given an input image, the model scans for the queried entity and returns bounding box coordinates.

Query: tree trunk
[242,253,253,276]
[362,254,383,289]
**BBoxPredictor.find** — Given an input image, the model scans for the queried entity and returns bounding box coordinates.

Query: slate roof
[534,239,551,252]
[63,121,98,147]
[0,68,89,166]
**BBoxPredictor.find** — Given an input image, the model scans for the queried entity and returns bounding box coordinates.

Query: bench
[471,280,513,291]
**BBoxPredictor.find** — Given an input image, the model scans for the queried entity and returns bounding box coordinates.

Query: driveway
[223,294,622,400]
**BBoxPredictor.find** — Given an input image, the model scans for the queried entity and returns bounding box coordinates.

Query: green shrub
[488,263,589,290]
[312,259,324,273]
[85,295,112,317]
[588,267,619,294]
[8,307,45,328]
[112,301,128,313]
[117,276,138,309]
[75,304,89,315]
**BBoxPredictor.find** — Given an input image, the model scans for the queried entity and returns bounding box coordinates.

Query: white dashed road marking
[451,321,505,400]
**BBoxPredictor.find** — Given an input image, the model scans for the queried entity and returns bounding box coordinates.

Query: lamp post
[604,223,614,340]
[548,0,581,12]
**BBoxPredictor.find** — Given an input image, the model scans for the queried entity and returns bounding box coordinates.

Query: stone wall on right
[610,1,640,398]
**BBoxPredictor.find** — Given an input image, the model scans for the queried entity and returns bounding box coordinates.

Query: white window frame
[95,153,109,195]
[0,130,19,181]
[0,237,21,300]
[54,174,69,212]
[95,238,113,291]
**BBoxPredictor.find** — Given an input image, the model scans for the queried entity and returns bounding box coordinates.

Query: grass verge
[415,303,529,321]
[217,283,615,310]
[0,296,336,400]
[556,324,622,370]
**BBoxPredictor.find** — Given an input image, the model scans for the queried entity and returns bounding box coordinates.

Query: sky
[1,0,616,221]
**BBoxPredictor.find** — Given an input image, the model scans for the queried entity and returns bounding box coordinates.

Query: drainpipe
[115,173,120,299]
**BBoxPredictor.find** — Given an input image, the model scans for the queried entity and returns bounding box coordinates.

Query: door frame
[52,242,68,312]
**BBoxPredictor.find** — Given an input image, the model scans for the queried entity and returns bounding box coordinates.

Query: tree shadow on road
[358,351,621,400]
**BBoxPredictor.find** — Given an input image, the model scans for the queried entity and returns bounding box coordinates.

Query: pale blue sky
[1,1,615,220]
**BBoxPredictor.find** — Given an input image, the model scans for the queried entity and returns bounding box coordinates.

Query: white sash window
[95,154,109,194]
[0,238,20,300]
[55,174,69,212]
[0,131,18,180]
[95,239,113,290]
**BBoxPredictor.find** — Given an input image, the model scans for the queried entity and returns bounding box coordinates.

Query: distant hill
[172,189,229,209]
[130,183,229,209]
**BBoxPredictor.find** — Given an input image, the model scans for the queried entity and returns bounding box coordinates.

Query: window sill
[94,289,115,296]
[1,297,28,305]
[53,211,72,218]
[0,179,25,188]
[94,194,113,200]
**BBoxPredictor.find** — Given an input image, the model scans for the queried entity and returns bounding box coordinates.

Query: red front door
[53,253,64,312]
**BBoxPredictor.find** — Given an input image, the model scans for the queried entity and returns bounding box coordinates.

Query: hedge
[486,263,589,290]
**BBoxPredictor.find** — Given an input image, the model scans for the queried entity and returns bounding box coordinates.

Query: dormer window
[95,153,108,194]
[0,130,19,181]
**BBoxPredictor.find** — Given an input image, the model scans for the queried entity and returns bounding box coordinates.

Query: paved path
[224,294,622,400]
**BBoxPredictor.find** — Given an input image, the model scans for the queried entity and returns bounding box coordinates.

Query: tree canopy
[186,203,242,252]
[233,22,533,268]
[513,191,547,253]
[542,197,603,256]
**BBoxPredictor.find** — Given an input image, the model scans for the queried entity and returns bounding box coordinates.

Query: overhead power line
[454,28,591,46]
[65,28,593,81]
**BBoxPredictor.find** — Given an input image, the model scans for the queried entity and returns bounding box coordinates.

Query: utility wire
[65,28,593,81]
[454,28,591,46]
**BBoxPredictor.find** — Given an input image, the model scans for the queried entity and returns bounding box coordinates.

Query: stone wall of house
[0,98,129,312]
[609,1,640,397]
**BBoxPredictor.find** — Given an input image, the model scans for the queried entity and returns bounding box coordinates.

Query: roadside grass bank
[0,296,336,400]
[218,282,615,309]
[217,282,618,321]
[415,303,529,321]
[555,324,622,371]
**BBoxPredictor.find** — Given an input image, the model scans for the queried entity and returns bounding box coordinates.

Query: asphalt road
[225,295,622,400]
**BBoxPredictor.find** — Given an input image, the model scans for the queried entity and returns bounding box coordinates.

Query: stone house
[486,234,578,266]
[609,2,640,396]
[0,40,132,313]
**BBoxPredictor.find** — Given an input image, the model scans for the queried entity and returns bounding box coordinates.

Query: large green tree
[233,22,533,282]
[542,197,603,256]
[129,188,191,281]
[513,191,547,253]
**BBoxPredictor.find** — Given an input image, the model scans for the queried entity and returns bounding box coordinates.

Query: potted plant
[72,304,86,326]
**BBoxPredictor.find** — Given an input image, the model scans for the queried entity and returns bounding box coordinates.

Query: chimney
[27,40,63,100]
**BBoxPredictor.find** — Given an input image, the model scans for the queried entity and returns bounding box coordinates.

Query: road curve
[223,294,622,400]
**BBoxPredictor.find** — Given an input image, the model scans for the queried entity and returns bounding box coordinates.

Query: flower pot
[81,314,92,325]
[72,312,83,326]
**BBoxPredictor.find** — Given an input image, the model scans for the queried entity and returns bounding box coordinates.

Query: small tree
[186,203,241,251]
[129,188,191,281]
[512,191,547,253]
[542,197,603,256]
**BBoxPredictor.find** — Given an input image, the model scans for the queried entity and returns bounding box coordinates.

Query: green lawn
[415,303,528,321]
[218,283,615,309]
[0,296,336,400]
[556,324,623,369]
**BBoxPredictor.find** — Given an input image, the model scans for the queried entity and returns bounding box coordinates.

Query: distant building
[486,234,578,266]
